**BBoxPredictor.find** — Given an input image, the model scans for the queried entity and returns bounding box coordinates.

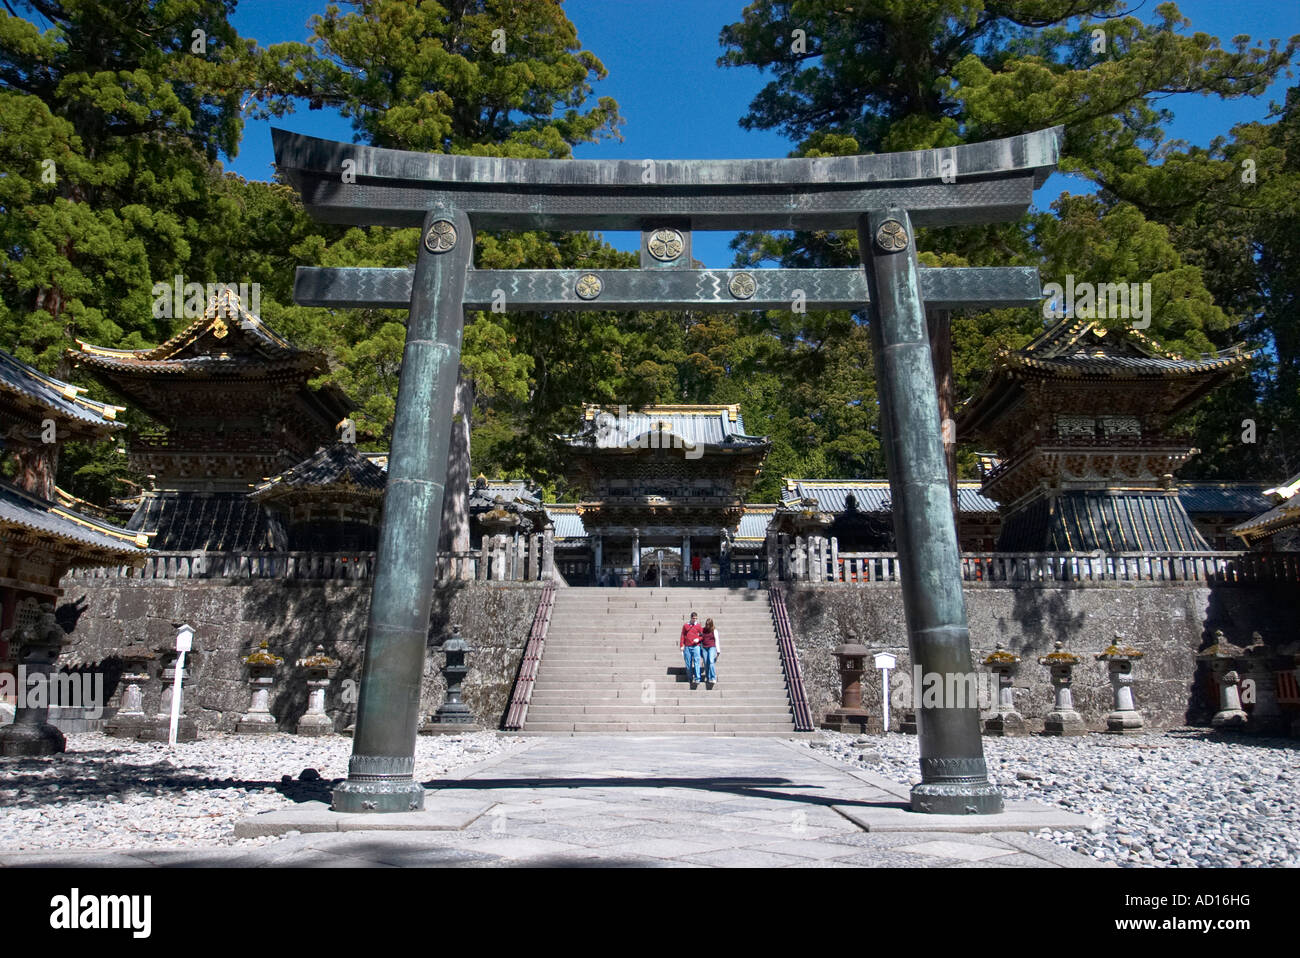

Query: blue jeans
[682,645,701,682]
[701,646,717,682]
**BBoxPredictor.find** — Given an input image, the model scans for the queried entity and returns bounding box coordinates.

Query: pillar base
[235,716,279,734]
[820,710,881,734]
[139,718,198,742]
[1211,709,1247,729]
[1104,710,1145,734]
[910,781,1004,815]
[983,711,1026,736]
[103,715,148,739]
[0,721,65,756]
[420,723,483,736]
[296,715,335,737]
[1042,710,1086,736]
[331,778,426,813]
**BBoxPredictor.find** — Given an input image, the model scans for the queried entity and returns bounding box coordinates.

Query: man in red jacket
[679,612,703,688]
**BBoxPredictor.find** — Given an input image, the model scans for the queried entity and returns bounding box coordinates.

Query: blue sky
[227,0,1300,266]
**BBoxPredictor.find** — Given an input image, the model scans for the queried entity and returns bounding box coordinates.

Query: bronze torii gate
[273,126,1062,815]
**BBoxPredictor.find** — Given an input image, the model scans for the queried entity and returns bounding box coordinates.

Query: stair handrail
[502,581,557,730]
[767,581,814,731]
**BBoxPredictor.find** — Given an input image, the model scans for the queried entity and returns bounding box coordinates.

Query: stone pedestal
[1039,642,1085,736]
[820,639,880,734]
[104,644,157,739]
[983,643,1025,736]
[0,605,70,757]
[236,642,283,734]
[1097,635,1145,735]
[296,645,341,736]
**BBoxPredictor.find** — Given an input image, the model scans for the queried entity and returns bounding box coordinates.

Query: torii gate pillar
[859,207,1001,814]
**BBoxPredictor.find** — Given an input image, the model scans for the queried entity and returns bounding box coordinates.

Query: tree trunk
[437,370,473,573]
[927,308,960,530]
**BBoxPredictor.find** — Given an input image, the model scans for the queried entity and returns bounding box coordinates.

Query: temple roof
[1006,318,1250,377]
[560,403,769,451]
[66,289,351,421]
[0,349,124,439]
[960,318,1252,436]
[0,478,148,558]
[736,506,776,541]
[1229,474,1300,542]
[251,442,387,502]
[780,479,1000,515]
[545,505,587,540]
[1177,483,1273,516]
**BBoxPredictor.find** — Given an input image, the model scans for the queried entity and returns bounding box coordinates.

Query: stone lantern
[982,642,1024,736]
[1241,633,1286,734]
[1039,641,1085,736]
[1096,633,1144,734]
[296,645,341,737]
[424,624,479,733]
[1196,631,1247,729]
[237,641,283,734]
[819,633,878,733]
[105,642,158,739]
[0,604,71,756]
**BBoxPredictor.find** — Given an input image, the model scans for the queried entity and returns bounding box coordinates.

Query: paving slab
[7,735,1106,867]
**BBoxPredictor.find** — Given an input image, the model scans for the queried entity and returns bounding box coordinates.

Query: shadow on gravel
[0,751,339,807]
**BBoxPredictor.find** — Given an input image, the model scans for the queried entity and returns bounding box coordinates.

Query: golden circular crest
[875,219,909,252]
[575,273,603,300]
[425,219,458,253]
[647,228,684,261]
[728,272,756,300]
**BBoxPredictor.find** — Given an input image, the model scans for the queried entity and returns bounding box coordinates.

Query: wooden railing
[767,583,814,731]
[66,546,549,583]
[502,581,556,730]
[774,538,1300,586]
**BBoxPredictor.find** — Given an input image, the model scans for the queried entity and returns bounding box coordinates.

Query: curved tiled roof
[0,350,124,431]
[560,404,769,450]
[0,480,147,556]
[251,443,387,499]
[780,479,1000,514]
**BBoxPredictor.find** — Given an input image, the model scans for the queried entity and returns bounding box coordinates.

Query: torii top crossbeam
[271,127,1061,231]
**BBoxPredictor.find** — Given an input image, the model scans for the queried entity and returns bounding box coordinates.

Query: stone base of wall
[53,577,544,734]
[782,583,1300,733]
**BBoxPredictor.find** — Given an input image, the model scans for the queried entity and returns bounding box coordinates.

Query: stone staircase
[522,587,798,735]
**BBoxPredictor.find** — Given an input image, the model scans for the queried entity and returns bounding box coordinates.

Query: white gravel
[0,730,526,851]
[805,728,1300,867]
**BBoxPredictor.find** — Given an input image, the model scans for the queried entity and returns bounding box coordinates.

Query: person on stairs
[679,611,703,689]
[700,617,720,689]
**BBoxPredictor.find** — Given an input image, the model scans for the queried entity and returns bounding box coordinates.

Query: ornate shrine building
[958,318,1252,552]
[67,290,352,551]
[557,404,769,583]
[0,350,147,669]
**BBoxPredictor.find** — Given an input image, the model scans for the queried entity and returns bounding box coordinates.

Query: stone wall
[53,577,545,734]
[782,582,1300,732]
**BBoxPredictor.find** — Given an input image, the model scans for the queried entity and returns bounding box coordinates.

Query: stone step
[526,693,793,706]
[540,650,780,661]
[521,721,797,733]
[515,729,805,738]
[527,696,790,712]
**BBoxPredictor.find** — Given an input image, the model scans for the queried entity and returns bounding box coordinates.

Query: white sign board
[874,652,897,732]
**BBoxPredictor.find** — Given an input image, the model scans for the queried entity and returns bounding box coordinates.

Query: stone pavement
[0,736,1106,867]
